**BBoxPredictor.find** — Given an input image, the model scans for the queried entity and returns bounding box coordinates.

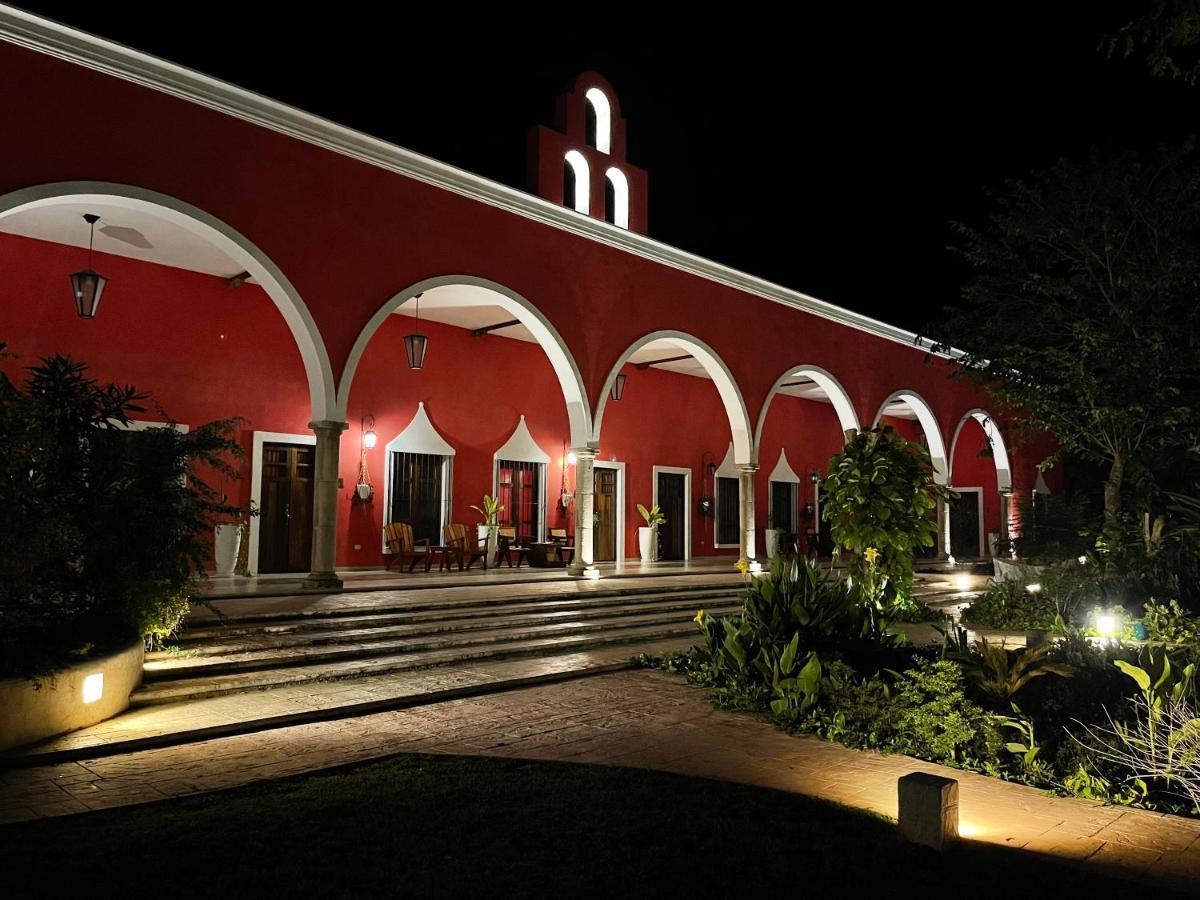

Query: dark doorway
[656,470,686,561]
[388,452,446,545]
[716,476,740,547]
[594,467,617,562]
[258,442,315,574]
[950,489,983,558]
[769,481,796,533]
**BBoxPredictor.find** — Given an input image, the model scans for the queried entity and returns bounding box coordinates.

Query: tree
[0,348,245,677]
[1105,0,1200,86]
[929,144,1200,533]
[821,426,953,604]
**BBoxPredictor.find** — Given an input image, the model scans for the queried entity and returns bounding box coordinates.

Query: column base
[301,571,344,591]
[568,562,601,580]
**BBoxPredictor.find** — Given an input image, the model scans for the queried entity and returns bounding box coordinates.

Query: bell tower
[528,72,649,234]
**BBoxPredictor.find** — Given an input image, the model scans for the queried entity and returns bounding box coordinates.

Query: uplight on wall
[82,672,104,705]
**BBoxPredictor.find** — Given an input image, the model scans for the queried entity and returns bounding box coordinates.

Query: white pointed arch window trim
[563,150,590,215]
[493,415,551,542]
[584,87,612,153]
[768,448,800,484]
[382,402,456,551]
[605,167,629,229]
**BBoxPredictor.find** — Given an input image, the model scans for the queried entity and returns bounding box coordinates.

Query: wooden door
[656,471,686,561]
[258,443,315,574]
[593,468,617,562]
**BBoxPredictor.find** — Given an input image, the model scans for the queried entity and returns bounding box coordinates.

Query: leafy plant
[953,639,1073,701]
[636,503,666,528]
[890,659,1000,764]
[821,427,954,603]
[962,579,1056,630]
[0,350,246,676]
[470,494,503,528]
[1143,598,1200,645]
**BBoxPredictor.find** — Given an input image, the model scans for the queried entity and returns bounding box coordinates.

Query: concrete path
[1,670,1196,891]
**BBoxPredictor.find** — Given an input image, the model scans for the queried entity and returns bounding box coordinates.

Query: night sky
[15,3,1197,332]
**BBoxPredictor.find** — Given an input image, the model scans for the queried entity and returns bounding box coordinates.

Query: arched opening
[593,332,754,565]
[753,365,861,558]
[604,167,629,229]
[873,389,950,559]
[0,182,335,580]
[336,275,592,571]
[563,150,590,214]
[584,87,612,153]
[948,409,1013,558]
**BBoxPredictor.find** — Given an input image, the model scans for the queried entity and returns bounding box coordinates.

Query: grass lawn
[0,753,1153,897]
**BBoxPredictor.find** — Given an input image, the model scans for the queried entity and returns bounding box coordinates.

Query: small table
[527,542,566,568]
[426,545,458,572]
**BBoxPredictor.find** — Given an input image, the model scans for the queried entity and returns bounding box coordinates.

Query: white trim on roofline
[0,5,958,359]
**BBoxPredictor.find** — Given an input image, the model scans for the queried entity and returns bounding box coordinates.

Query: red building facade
[0,10,1058,585]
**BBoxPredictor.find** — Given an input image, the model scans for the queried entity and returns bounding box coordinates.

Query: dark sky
[15,3,1196,332]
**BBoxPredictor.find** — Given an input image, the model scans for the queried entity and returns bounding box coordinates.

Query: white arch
[754,364,860,457]
[0,181,336,421]
[593,330,754,465]
[563,150,590,214]
[872,389,949,485]
[584,87,612,153]
[949,408,1012,492]
[337,274,592,449]
[605,167,630,229]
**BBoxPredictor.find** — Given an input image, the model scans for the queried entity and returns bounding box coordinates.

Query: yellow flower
[864,547,880,564]
[735,560,750,575]
[693,609,706,625]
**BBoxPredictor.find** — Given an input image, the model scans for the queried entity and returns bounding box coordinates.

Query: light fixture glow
[82,672,104,705]
[1078,555,1088,565]
[1095,614,1117,638]
[566,451,578,466]
[955,573,971,593]
[749,561,763,575]
[1026,583,1042,593]
[584,87,612,153]
[947,554,957,567]
[361,414,377,450]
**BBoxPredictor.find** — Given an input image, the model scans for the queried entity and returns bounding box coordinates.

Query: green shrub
[890,659,1001,764]
[0,350,245,677]
[962,579,1056,629]
[821,426,953,603]
[1142,599,1200,644]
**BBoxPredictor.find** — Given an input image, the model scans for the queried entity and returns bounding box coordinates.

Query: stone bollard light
[897,772,959,851]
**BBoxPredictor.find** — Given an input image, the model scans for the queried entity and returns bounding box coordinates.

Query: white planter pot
[356,482,372,501]
[214,524,243,576]
[638,526,657,562]
[478,524,499,567]
[764,528,780,559]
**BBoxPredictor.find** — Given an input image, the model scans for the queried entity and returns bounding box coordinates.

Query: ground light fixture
[69,213,108,318]
[81,672,104,705]
[404,292,428,369]
[610,372,626,401]
[955,573,971,593]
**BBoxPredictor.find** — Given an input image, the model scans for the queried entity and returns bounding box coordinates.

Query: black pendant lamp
[404,291,428,370]
[610,372,627,401]
[69,213,108,319]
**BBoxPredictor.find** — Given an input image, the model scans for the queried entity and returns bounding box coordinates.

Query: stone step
[143,603,738,680]
[159,595,739,658]
[190,579,745,627]
[177,587,741,641]
[131,621,703,705]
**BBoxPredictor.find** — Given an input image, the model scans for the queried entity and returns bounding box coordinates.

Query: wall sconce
[610,372,627,401]
[362,415,377,450]
[699,451,716,517]
[810,471,820,484]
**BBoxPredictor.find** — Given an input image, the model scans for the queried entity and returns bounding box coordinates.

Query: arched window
[563,150,590,214]
[604,167,629,228]
[584,88,611,153]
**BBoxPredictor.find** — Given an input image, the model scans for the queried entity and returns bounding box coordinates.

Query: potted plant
[637,503,666,562]
[471,494,503,567]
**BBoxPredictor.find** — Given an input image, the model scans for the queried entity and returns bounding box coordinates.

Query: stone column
[302,419,348,590]
[737,463,759,567]
[938,498,952,559]
[568,447,599,578]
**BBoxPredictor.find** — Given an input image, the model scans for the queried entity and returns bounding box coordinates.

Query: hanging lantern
[69,214,108,318]
[405,292,428,369]
[361,414,377,450]
[610,372,626,401]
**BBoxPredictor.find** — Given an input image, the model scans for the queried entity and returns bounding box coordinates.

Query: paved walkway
[1,671,1196,891]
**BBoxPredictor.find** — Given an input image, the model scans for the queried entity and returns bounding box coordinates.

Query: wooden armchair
[444,523,490,570]
[497,526,527,568]
[549,527,575,563]
[383,522,431,572]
